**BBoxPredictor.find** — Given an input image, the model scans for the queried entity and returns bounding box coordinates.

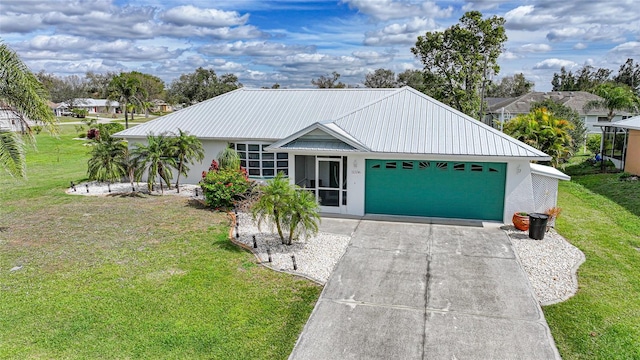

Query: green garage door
[365,160,506,221]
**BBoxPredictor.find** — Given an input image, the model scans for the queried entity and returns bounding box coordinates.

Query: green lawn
[0,131,321,359]
[544,175,640,359]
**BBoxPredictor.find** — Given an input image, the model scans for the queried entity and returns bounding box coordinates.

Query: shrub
[200,168,250,209]
[87,128,100,140]
[32,125,43,134]
[97,123,125,138]
[586,134,602,154]
[78,132,86,138]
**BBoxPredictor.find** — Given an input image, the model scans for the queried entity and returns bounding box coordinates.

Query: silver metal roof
[116,87,549,159]
[331,87,549,158]
[115,88,396,140]
[594,115,640,130]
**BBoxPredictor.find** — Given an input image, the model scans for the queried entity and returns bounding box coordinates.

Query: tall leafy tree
[167,67,241,106]
[487,73,534,97]
[108,73,145,129]
[0,42,56,178]
[584,83,640,121]
[171,129,204,192]
[85,71,117,98]
[364,69,397,88]
[131,133,176,193]
[412,11,507,118]
[551,65,612,92]
[613,58,640,95]
[397,69,426,92]
[311,72,346,88]
[502,108,574,167]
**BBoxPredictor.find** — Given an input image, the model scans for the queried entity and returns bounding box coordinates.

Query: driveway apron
[289,220,560,360]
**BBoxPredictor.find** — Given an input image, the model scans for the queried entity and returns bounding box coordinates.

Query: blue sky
[1,0,638,91]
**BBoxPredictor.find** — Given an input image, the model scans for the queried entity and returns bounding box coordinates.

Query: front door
[317,157,343,213]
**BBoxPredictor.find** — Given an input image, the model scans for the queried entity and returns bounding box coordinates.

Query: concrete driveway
[290,219,560,360]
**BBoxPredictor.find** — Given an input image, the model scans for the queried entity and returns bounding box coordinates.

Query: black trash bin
[528,213,549,240]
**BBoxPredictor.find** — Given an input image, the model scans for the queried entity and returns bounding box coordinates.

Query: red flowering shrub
[87,128,100,140]
[200,168,250,209]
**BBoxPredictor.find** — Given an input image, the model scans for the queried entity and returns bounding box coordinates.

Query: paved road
[290,218,561,360]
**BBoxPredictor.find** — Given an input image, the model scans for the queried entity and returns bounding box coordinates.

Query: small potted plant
[512,212,529,231]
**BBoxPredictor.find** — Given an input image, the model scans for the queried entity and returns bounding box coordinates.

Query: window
[471,164,483,172]
[231,143,289,178]
[453,163,465,171]
[385,161,397,169]
[419,161,430,169]
[402,161,413,169]
[436,162,448,170]
[597,116,609,122]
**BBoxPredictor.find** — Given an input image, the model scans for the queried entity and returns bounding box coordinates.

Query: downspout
[621,129,628,172]
[600,126,606,172]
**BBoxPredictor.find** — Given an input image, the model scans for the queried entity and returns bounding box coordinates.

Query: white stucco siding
[346,154,367,216]
[503,160,536,224]
[185,140,229,184]
[585,114,628,133]
[125,138,228,185]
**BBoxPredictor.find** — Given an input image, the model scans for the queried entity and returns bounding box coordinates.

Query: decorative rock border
[227,212,350,285]
[504,225,585,305]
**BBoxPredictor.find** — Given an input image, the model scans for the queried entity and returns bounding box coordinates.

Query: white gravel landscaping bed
[233,212,350,283]
[504,226,585,305]
[65,181,205,199]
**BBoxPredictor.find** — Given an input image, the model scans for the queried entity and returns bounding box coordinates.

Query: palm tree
[282,187,320,245]
[131,133,176,193]
[0,42,56,178]
[171,129,204,193]
[251,172,292,243]
[217,147,240,170]
[584,83,640,121]
[108,74,145,129]
[87,136,128,191]
[503,108,574,167]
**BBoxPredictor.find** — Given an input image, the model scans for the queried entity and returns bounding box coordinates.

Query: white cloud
[340,0,451,22]
[518,43,552,53]
[199,41,315,57]
[573,43,587,50]
[608,41,640,58]
[533,58,578,70]
[499,51,520,60]
[364,17,435,45]
[504,5,558,31]
[160,5,248,27]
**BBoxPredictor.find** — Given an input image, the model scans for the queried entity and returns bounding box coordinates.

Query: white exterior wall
[346,154,367,216]
[125,138,228,185]
[503,160,536,224]
[585,114,627,133]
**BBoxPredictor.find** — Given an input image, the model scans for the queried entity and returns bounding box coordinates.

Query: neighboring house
[115,87,570,224]
[595,116,640,175]
[486,91,633,133]
[54,99,120,116]
[151,99,173,113]
[0,104,32,132]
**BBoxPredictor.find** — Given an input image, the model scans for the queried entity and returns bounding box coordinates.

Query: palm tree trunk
[274,210,285,242]
[124,100,129,129]
[175,160,183,193]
